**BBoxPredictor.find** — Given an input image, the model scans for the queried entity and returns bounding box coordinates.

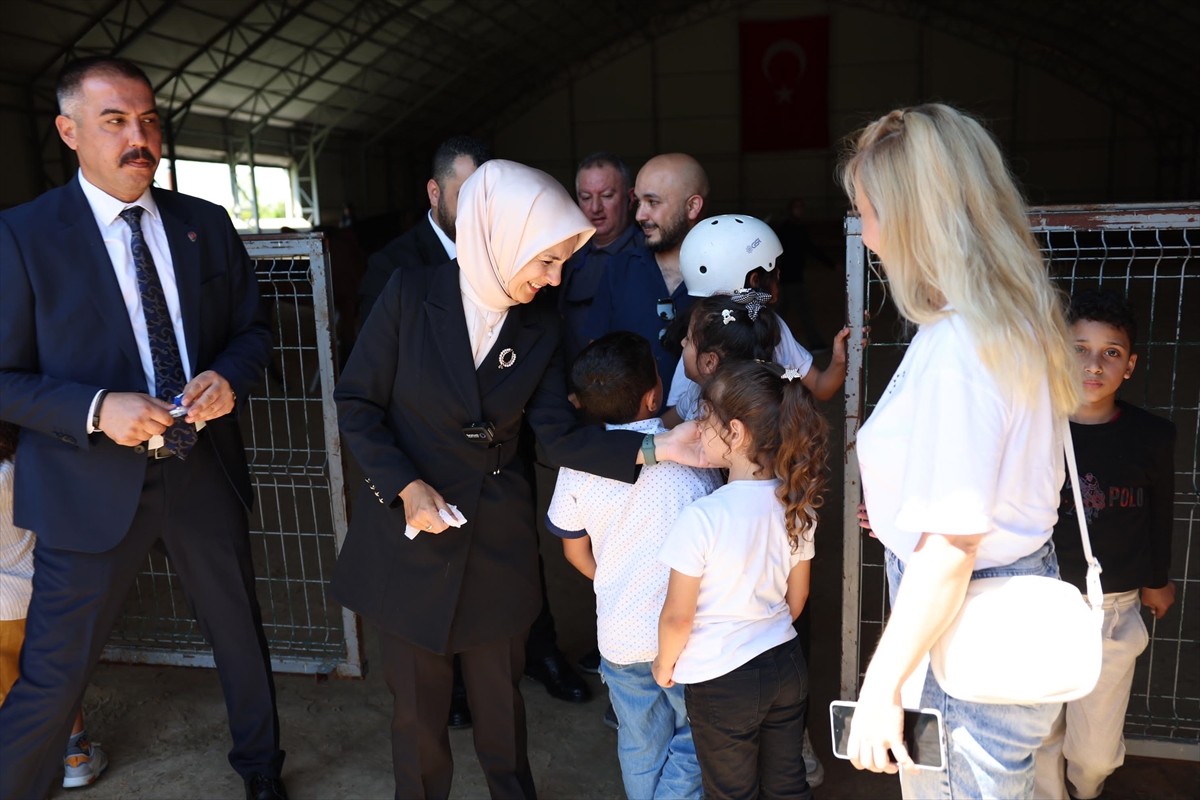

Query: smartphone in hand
[829,700,946,771]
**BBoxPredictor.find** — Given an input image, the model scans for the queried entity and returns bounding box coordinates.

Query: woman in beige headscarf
[333,160,695,799]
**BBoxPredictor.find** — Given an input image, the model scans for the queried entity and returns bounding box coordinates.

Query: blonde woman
[842,104,1080,798]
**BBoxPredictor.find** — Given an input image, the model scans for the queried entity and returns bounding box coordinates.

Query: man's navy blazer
[0,177,272,554]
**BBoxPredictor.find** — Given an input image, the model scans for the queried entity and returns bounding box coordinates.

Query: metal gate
[841,204,1199,759]
[102,232,362,678]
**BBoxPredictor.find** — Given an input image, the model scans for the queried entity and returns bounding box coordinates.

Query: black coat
[357,215,449,326]
[332,261,642,653]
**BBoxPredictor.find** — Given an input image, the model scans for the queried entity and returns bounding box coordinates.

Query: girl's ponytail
[700,360,828,552]
[774,368,828,549]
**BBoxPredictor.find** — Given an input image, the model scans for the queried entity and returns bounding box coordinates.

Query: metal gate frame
[102,232,361,678]
[841,204,1200,761]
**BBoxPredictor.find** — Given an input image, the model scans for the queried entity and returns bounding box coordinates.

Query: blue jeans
[886,542,1064,799]
[600,658,701,800]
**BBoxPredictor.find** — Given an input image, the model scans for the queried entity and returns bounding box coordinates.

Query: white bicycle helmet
[680,214,783,297]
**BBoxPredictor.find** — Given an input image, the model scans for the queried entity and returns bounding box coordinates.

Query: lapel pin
[498,348,516,369]
[187,231,197,242]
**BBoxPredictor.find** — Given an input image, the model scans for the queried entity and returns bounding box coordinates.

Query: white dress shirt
[79,171,199,446]
[428,209,456,260]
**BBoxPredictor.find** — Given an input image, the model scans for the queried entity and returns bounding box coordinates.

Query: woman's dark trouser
[378,627,536,800]
[684,637,812,800]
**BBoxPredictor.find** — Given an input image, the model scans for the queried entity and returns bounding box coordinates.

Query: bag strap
[1061,418,1105,611]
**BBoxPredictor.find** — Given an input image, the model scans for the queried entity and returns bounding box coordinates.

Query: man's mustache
[120,148,156,166]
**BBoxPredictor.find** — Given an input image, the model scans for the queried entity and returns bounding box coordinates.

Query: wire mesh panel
[842,204,1199,757]
[102,233,361,677]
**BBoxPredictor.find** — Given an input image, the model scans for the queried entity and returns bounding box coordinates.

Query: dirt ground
[51,248,1200,799]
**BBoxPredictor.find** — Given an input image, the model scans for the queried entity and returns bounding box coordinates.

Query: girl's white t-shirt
[856,312,1063,567]
[667,317,815,421]
[658,479,813,684]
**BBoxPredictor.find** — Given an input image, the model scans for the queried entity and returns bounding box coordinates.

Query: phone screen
[829,701,945,770]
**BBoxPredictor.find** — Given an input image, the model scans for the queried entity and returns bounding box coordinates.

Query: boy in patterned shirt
[547,332,721,800]
[1034,288,1177,800]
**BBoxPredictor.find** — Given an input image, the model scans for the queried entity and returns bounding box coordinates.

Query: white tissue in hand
[405,504,467,539]
[440,504,467,527]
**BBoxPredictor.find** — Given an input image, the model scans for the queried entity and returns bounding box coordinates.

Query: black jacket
[333,261,642,653]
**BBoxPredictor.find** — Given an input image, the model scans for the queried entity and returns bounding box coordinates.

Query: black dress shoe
[448,687,473,729]
[524,650,592,703]
[577,646,601,675]
[245,774,289,800]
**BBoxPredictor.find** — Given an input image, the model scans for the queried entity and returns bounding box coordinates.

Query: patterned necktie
[119,206,197,459]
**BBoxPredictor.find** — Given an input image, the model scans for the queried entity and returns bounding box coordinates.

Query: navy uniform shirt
[558,223,643,364]
[582,245,692,399]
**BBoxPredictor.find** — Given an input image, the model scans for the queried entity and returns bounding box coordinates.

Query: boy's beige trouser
[1033,589,1149,800]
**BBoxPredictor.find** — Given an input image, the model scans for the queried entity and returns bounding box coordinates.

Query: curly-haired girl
[653,359,828,799]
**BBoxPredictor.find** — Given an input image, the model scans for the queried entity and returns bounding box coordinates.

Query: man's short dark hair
[571,332,658,425]
[432,136,491,184]
[576,152,631,192]
[57,56,153,116]
[1069,287,1138,348]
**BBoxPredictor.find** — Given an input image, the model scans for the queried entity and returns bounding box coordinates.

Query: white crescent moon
[761,39,807,82]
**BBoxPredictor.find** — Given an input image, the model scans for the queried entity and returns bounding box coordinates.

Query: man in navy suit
[356,135,491,327]
[0,57,286,800]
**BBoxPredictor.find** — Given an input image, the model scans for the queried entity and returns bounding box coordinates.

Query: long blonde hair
[840,104,1079,415]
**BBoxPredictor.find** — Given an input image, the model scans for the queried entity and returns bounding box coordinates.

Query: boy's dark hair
[1069,288,1138,348]
[688,294,781,367]
[571,332,658,425]
[57,56,153,116]
[431,136,491,184]
[0,421,18,463]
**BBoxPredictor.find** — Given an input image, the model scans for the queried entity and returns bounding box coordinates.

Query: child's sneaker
[62,730,108,789]
[802,729,824,788]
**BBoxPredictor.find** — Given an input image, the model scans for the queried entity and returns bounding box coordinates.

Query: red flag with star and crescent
[739,16,830,151]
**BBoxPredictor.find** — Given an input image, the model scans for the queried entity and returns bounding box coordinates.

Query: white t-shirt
[657,479,812,684]
[546,418,723,664]
[667,317,815,421]
[856,312,1063,568]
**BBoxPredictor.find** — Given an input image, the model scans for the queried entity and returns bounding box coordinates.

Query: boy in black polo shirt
[1034,288,1177,800]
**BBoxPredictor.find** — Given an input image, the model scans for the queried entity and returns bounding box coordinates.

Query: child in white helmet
[665,214,849,423]
[663,290,782,427]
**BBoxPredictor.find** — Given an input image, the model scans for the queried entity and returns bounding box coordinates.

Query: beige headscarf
[457,159,594,312]
[455,159,594,365]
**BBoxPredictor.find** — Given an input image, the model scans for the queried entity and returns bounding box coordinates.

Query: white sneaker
[802,729,825,788]
[62,732,108,789]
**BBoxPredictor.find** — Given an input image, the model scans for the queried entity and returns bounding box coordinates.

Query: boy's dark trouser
[684,637,812,800]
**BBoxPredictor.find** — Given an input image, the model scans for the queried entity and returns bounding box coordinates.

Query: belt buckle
[149,445,174,460]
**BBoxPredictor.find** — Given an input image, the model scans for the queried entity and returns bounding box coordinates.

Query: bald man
[581,153,708,398]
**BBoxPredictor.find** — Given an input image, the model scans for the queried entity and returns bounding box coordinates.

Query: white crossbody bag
[929,420,1105,704]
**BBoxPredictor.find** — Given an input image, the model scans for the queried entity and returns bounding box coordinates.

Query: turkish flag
[740,17,830,151]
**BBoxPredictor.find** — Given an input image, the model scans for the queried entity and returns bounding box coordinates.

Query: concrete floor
[50,259,1199,799]
[56,528,1200,800]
